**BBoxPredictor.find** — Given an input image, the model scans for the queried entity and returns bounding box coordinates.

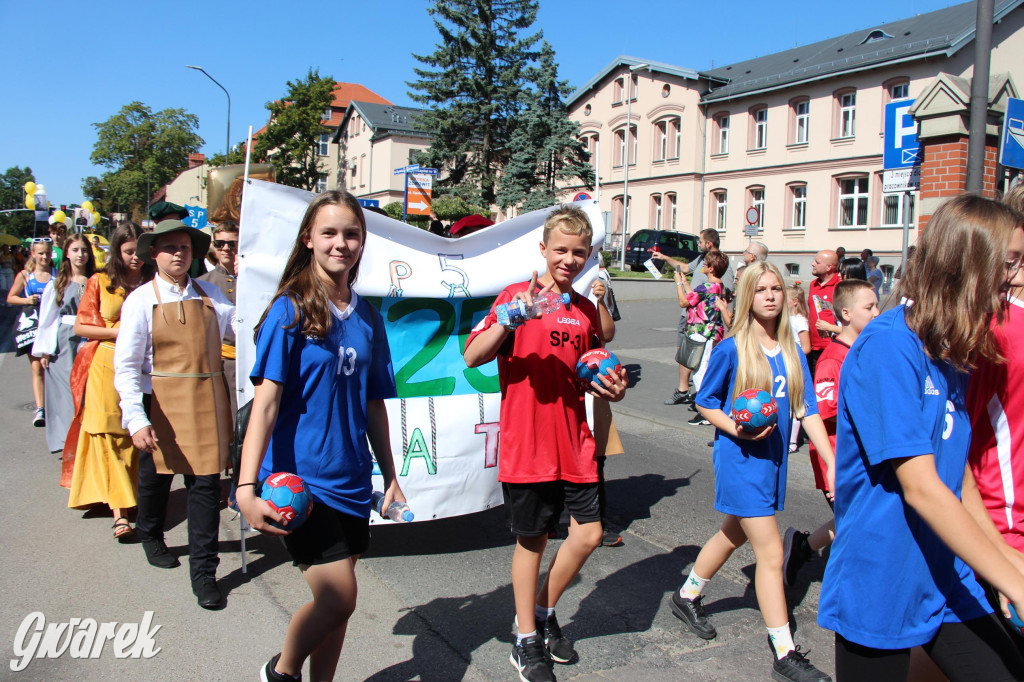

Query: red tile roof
[323,83,391,126]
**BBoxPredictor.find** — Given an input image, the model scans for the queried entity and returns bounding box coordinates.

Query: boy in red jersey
[783,279,878,586]
[464,205,628,682]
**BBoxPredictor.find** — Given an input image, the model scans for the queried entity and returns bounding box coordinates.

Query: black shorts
[281,501,369,567]
[502,481,601,536]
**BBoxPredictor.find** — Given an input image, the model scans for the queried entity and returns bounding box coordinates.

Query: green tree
[80,175,110,213]
[431,194,488,222]
[408,0,540,206]
[254,69,335,191]
[206,140,248,167]
[0,166,37,238]
[89,101,203,220]
[497,41,594,212]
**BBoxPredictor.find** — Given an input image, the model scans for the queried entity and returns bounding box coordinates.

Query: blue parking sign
[884,100,921,170]
[1000,97,1024,170]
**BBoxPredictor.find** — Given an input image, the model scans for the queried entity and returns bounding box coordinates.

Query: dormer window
[861,29,894,44]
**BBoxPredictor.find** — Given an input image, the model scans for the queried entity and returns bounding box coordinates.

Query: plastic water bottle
[371,491,414,522]
[496,291,571,329]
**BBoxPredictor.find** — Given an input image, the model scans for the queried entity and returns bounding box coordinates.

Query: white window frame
[838,177,869,227]
[750,188,765,229]
[840,92,856,138]
[652,194,663,229]
[714,191,727,231]
[754,108,768,150]
[717,115,729,154]
[613,77,624,104]
[791,185,807,229]
[655,121,667,161]
[316,173,328,194]
[794,101,809,144]
[881,191,916,227]
[614,128,626,167]
[671,118,681,159]
[323,107,332,120]
[316,133,329,157]
[890,82,910,100]
[666,192,677,229]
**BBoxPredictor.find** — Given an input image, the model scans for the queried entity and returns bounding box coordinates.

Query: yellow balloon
[91,211,100,226]
[52,210,66,224]
[24,181,36,195]
[25,195,35,210]
[81,201,94,212]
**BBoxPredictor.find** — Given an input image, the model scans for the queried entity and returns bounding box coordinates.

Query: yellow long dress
[66,273,138,509]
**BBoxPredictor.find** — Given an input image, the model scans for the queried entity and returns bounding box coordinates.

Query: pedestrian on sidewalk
[114,220,235,610]
[236,191,407,682]
[8,239,55,427]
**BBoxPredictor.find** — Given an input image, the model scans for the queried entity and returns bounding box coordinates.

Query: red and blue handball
[730,388,779,434]
[576,348,622,386]
[260,472,314,531]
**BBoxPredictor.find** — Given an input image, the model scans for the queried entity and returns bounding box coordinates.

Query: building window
[786,263,800,276]
[651,194,662,230]
[349,165,357,190]
[838,177,869,226]
[316,173,328,194]
[748,186,765,229]
[584,104,592,116]
[323,107,332,121]
[653,117,680,161]
[837,91,857,138]
[613,77,624,104]
[359,154,366,187]
[890,81,910,101]
[881,192,916,227]
[613,125,636,167]
[666,192,677,229]
[715,114,730,154]
[791,185,807,228]
[584,133,599,168]
[316,133,329,157]
[628,74,638,101]
[751,107,768,150]
[713,190,727,231]
[792,99,809,144]
[408,149,421,165]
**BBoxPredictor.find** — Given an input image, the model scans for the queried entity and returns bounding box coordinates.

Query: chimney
[188,153,206,169]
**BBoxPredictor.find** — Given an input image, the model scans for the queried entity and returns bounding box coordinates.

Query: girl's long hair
[728,262,806,418]
[256,191,367,340]
[787,283,809,318]
[54,234,96,301]
[104,224,152,294]
[902,194,1024,371]
[24,241,52,275]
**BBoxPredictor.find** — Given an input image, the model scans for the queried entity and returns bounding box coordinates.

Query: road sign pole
[901,191,911,281]
[402,170,409,223]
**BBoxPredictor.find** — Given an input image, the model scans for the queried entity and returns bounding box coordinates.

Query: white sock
[516,629,537,646]
[535,605,554,622]
[767,624,795,659]
[679,569,710,600]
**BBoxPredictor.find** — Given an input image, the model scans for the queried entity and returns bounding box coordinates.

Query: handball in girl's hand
[730,389,779,434]
[577,348,622,385]
[260,472,313,530]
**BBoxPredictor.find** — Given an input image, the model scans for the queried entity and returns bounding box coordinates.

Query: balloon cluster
[23,181,47,212]
[77,201,101,228]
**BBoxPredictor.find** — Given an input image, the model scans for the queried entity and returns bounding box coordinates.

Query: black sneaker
[510,635,555,682]
[687,413,710,426]
[539,613,576,664]
[600,529,624,547]
[664,390,693,405]
[782,527,813,587]
[142,539,180,569]
[261,653,301,682]
[769,638,832,682]
[670,591,717,640]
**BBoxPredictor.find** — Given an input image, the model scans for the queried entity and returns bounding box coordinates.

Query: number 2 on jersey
[774,375,787,399]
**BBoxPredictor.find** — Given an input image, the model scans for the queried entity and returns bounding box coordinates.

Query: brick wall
[917,134,1000,231]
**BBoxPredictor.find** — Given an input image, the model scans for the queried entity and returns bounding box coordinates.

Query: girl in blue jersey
[237,190,407,682]
[818,195,1024,681]
[671,261,836,682]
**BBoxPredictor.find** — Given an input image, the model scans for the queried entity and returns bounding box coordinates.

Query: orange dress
[62,273,138,509]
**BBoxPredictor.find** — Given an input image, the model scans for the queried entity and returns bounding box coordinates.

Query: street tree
[0,166,36,237]
[89,101,203,220]
[497,41,594,212]
[206,140,249,168]
[408,0,540,207]
[254,69,335,191]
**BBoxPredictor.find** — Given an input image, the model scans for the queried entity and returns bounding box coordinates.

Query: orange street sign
[407,187,432,216]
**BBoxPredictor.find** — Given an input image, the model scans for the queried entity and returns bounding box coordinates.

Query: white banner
[237,180,604,522]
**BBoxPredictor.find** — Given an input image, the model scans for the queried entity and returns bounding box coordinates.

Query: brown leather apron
[148,279,231,475]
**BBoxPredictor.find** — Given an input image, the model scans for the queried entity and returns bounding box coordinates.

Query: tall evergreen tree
[497,42,594,212]
[408,0,540,206]
[254,69,335,191]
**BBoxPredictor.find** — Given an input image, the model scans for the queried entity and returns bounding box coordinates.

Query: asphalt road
[0,298,839,681]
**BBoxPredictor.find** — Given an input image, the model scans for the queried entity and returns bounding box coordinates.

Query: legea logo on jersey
[924,375,940,396]
[556,316,580,326]
[10,611,162,672]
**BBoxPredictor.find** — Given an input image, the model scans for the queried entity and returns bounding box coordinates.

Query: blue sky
[0,0,961,206]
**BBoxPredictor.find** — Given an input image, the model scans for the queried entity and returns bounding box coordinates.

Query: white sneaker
[32,408,45,427]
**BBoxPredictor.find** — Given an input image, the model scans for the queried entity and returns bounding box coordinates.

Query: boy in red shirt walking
[464,206,628,682]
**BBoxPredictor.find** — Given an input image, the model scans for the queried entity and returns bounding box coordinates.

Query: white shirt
[114,275,236,436]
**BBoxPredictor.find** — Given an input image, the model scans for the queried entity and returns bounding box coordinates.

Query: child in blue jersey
[670,261,836,682]
[237,191,407,682]
[818,195,1024,682]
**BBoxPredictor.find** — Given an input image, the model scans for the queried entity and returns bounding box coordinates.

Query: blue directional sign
[358,199,380,208]
[1000,97,1024,171]
[884,100,921,170]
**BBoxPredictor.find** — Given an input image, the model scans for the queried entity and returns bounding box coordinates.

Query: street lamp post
[187,65,231,164]
[619,63,649,270]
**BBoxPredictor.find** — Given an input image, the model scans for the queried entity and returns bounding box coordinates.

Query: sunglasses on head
[32,237,53,243]
[213,239,238,249]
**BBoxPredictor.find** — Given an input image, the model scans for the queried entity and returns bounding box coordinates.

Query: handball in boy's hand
[577,348,622,385]
[260,472,313,531]
[730,389,778,434]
